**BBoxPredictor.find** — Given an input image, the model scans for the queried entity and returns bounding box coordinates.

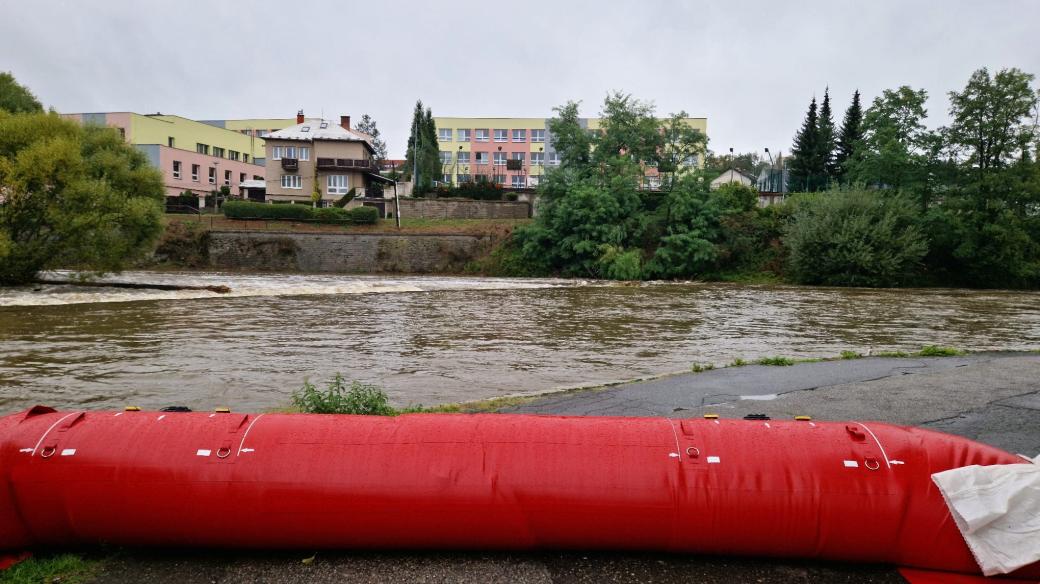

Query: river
[1,271,1038,413]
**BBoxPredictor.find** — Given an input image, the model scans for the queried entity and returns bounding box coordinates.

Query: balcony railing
[316,157,377,171]
[281,158,299,171]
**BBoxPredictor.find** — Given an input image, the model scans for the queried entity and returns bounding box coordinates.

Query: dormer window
[301,126,310,132]
[319,122,328,129]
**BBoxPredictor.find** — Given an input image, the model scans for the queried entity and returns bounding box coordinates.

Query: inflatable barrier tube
[1,407,1037,578]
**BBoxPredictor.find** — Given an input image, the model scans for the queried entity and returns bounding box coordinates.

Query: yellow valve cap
[703,414,719,419]
[124,406,140,411]
[795,415,812,421]
[214,407,231,413]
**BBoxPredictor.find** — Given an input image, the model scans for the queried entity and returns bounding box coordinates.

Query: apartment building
[62,112,267,205]
[432,116,708,189]
[201,118,297,139]
[264,112,390,208]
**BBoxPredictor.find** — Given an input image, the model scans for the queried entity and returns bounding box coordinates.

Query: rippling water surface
[1,271,1038,413]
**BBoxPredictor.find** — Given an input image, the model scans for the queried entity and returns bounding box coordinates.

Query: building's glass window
[511,175,526,188]
[196,143,209,155]
[683,155,699,167]
[457,152,470,165]
[258,130,270,138]
[319,121,328,129]
[253,175,263,180]
[208,167,216,184]
[172,160,182,179]
[512,129,526,142]
[229,150,240,161]
[531,152,544,166]
[457,129,470,142]
[224,170,232,185]
[457,174,471,183]
[440,174,451,184]
[168,136,175,147]
[299,147,309,161]
[475,151,489,165]
[327,175,349,194]
[243,154,249,163]
[281,175,302,189]
[493,129,507,142]
[272,146,282,160]
[191,164,200,182]
[239,172,246,183]
[438,128,452,141]
[213,147,225,158]
[493,152,507,166]
[475,129,489,142]
[439,151,453,164]
[531,129,545,143]
[548,152,561,165]
[301,126,310,132]
[494,174,507,185]
[511,152,525,163]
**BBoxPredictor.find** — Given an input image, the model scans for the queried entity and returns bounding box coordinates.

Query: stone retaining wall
[398,198,530,219]
[208,231,494,273]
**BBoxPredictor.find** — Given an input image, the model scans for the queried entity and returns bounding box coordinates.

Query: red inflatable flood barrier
[1,407,1037,578]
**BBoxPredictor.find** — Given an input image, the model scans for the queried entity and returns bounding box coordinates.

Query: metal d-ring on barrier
[686,446,700,458]
[39,446,56,459]
[216,447,232,459]
[865,458,881,471]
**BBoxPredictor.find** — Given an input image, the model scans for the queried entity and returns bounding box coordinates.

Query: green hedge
[222,200,379,224]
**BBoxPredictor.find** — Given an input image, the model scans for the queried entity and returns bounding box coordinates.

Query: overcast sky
[3,0,1038,159]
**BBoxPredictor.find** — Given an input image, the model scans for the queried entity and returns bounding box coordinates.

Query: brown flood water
[1,271,1038,413]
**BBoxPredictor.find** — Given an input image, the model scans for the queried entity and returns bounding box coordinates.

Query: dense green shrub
[347,205,379,224]
[292,374,396,415]
[333,188,357,208]
[432,180,506,200]
[784,189,927,287]
[313,207,349,222]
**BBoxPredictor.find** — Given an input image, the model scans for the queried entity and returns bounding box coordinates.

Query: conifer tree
[788,97,823,192]
[818,88,837,181]
[834,90,863,181]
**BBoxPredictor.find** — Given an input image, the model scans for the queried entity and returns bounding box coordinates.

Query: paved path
[88,353,1040,583]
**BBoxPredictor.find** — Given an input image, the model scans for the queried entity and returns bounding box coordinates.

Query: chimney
[340,115,351,130]
[296,109,305,124]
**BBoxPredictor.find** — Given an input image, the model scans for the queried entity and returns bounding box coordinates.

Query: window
[277,146,297,159]
[298,147,309,161]
[457,152,470,165]
[301,126,310,132]
[475,129,489,142]
[327,175,349,194]
[191,164,200,182]
[683,155,699,167]
[196,143,209,155]
[281,175,302,189]
[208,167,216,184]
[224,170,232,185]
[439,151,453,164]
[511,175,526,188]
[243,154,249,163]
[319,121,328,129]
[511,151,525,163]
[172,160,182,179]
[457,174,471,183]
[438,128,452,141]
[253,175,263,180]
[475,151,489,165]
[440,174,451,184]
[548,152,561,165]
[168,136,175,147]
[493,174,507,185]
[272,146,282,160]
[493,129,507,142]
[493,152,507,166]
[531,129,545,143]
[213,147,225,158]
[457,129,470,142]
[531,152,544,166]
[512,129,526,142]
[229,150,240,161]
[258,130,270,138]
[239,172,246,183]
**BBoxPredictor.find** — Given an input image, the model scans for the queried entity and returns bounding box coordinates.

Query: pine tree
[354,114,388,165]
[405,100,424,184]
[422,107,441,186]
[834,90,863,181]
[818,88,836,181]
[788,97,822,192]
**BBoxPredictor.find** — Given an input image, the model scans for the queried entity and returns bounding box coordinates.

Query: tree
[403,100,440,192]
[354,114,388,165]
[818,88,837,179]
[0,72,42,114]
[834,90,863,181]
[0,112,165,284]
[704,150,767,177]
[788,97,825,192]
[845,86,935,196]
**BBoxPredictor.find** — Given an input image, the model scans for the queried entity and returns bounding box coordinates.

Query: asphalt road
[83,353,1039,583]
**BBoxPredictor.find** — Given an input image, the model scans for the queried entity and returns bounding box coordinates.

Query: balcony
[281,158,299,171]
[316,157,378,172]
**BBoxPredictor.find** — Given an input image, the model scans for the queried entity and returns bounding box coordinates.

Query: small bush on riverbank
[840,350,862,359]
[917,345,967,357]
[690,362,715,373]
[292,374,396,415]
[222,200,378,225]
[757,356,795,366]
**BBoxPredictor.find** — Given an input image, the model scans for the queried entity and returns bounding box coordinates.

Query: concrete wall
[208,231,494,273]
[399,198,530,219]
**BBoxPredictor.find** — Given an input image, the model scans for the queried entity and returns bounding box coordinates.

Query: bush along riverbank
[222,200,379,224]
[479,72,1040,289]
